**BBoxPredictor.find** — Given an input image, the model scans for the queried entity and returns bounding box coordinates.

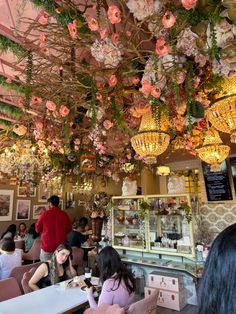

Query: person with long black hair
[86,246,135,310]
[198,223,236,314]
[0,224,17,240]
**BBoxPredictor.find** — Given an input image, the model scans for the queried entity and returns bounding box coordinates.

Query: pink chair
[84,304,125,314]
[126,290,159,314]
[21,267,37,294]
[71,246,84,268]
[9,261,42,293]
[0,277,22,301]
[22,238,41,263]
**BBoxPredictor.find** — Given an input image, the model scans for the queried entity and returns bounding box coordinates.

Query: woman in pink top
[86,246,135,310]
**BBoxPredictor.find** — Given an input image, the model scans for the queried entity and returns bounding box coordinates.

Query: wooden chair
[71,247,84,274]
[22,238,41,263]
[84,304,125,314]
[0,277,22,301]
[126,290,159,314]
[9,261,42,293]
[21,267,37,294]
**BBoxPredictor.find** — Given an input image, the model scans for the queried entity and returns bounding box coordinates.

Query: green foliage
[0,102,23,119]
[0,35,25,56]
[0,75,24,94]
[138,200,150,220]
[110,96,127,132]
[0,118,12,129]
[181,203,192,223]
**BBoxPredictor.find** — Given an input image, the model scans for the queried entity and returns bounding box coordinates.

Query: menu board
[202,161,233,201]
[229,157,236,193]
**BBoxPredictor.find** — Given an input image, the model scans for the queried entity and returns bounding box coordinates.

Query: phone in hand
[84,278,93,288]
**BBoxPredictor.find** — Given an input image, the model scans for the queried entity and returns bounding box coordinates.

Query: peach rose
[46,100,56,111]
[74,138,80,145]
[5,78,11,84]
[155,37,172,57]
[59,105,70,117]
[139,80,151,96]
[151,85,161,98]
[87,17,99,31]
[108,74,117,87]
[35,121,43,129]
[132,76,140,85]
[181,0,197,10]
[68,20,77,39]
[18,98,24,108]
[162,11,176,29]
[112,33,119,44]
[107,5,121,24]
[39,11,49,25]
[100,27,109,39]
[103,120,113,130]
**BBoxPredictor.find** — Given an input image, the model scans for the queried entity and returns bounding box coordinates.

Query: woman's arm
[65,257,77,278]
[28,263,48,291]
[87,279,114,309]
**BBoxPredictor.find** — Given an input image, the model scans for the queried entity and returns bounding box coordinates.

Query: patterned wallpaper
[199,203,236,242]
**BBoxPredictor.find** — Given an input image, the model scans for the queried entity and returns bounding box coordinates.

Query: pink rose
[162,11,176,29]
[5,78,11,84]
[155,37,172,57]
[35,121,43,129]
[107,5,121,24]
[100,28,109,39]
[59,105,70,117]
[111,33,119,44]
[18,98,24,108]
[108,74,117,87]
[132,76,140,85]
[39,34,47,46]
[55,7,62,14]
[74,138,80,145]
[151,85,161,98]
[74,145,79,151]
[139,80,151,96]
[46,100,56,111]
[39,11,49,25]
[126,31,131,37]
[96,93,102,101]
[103,120,113,130]
[87,17,99,31]
[181,0,197,10]
[68,20,77,39]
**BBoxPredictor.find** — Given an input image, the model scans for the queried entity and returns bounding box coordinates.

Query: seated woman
[24,223,40,252]
[0,224,17,240]
[18,222,27,239]
[0,239,22,279]
[29,243,76,290]
[86,246,135,310]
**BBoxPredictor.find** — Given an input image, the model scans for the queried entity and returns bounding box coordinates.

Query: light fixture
[207,75,236,143]
[197,127,230,172]
[156,165,171,176]
[131,110,170,164]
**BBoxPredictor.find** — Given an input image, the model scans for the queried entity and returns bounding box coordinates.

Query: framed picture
[18,185,36,197]
[33,204,47,219]
[65,192,75,209]
[0,190,14,221]
[16,200,30,220]
[59,199,63,210]
[38,183,49,202]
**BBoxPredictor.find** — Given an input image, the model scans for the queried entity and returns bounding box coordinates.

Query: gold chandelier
[131,110,170,164]
[207,75,236,143]
[197,127,230,172]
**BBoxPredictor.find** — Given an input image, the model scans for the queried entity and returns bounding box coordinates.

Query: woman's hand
[85,286,93,294]
[68,256,77,277]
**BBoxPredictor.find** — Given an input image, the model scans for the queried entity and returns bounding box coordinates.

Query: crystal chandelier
[131,110,170,164]
[197,127,230,172]
[0,140,51,184]
[207,75,236,143]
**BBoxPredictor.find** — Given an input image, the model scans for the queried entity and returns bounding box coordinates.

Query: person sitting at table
[0,239,22,279]
[18,222,27,239]
[79,217,90,232]
[68,221,87,248]
[29,243,77,291]
[24,223,40,252]
[86,246,135,310]
[0,224,17,240]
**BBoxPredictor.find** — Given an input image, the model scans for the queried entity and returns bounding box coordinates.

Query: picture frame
[38,183,49,202]
[16,199,30,220]
[0,190,14,221]
[18,185,36,198]
[17,186,27,197]
[65,192,75,209]
[33,204,47,219]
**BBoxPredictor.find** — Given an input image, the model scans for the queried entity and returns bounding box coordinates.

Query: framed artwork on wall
[33,204,47,219]
[0,190,14,221]
[38,183,49,202]
[18,185,36,197]
[16,200,30,220]
[17,186,27,197]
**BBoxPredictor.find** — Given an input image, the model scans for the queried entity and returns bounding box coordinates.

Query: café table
[0,276,99,314]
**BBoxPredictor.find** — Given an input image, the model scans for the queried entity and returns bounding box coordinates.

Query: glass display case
[111,194,195,258]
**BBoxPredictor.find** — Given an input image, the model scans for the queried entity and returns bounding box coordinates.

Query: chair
[9,261,42,293]
[71,247,84,274]
[22,238,41,263]
[0,277,22,301]
[126,290,159,314]
[84,304,125,314]
[21,266,37,294]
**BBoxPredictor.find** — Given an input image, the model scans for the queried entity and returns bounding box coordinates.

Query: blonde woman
[29,243,76,290]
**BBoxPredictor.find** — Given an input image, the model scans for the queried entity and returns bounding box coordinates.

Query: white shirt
[0,249,22,279]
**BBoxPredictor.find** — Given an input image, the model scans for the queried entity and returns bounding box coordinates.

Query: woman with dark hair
[29,243,76,290]
[18,222,27,238]
[198,223,236,314]
[86,246,135,310]
[0,224,17,240]
[24,223,40,252]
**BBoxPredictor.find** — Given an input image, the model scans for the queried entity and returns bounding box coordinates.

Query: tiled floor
[156,305,198,314]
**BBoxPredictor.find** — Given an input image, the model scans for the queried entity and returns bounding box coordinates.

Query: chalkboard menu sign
[230,157,236,193]
[202,161,233,201]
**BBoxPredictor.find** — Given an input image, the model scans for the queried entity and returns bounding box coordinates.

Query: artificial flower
[139,80,152,95]
[39,34,47,46]
[155,37,171,57]
[150,85,161,98]
[46,100,56,111]
[181,0,197,10]
[112,33,120,44]
[12,124,27,136]
[108,74,117,87]
[59,105,70,117]
[162,11,176,29]
[126,0,162,21]
[18,98,24,108]
[35,120,43,129]
[55,7,62,14]
[100,28,109,39]
[107,5,121,24]
[103,120,113,130]
[68,20,77,39]
[38,11,49,25]
[87,18,99,31]
[132,76,140,85]
[5,78,11,84]
[74,138,80,145]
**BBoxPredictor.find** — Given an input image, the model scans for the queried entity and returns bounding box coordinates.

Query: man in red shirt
[36,195,72,261]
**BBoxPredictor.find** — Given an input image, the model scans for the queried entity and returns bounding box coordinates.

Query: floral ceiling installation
[0,0,236,182]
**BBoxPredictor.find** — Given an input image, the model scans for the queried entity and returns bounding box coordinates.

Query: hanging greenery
[0,75,24,94]
[138,200,150,220]
[0,118,12,129]
[0,102,23,119]
[0,35,26,57]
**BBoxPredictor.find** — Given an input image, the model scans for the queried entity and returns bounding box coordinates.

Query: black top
[38,262,65,289]
[68,230,86,248]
